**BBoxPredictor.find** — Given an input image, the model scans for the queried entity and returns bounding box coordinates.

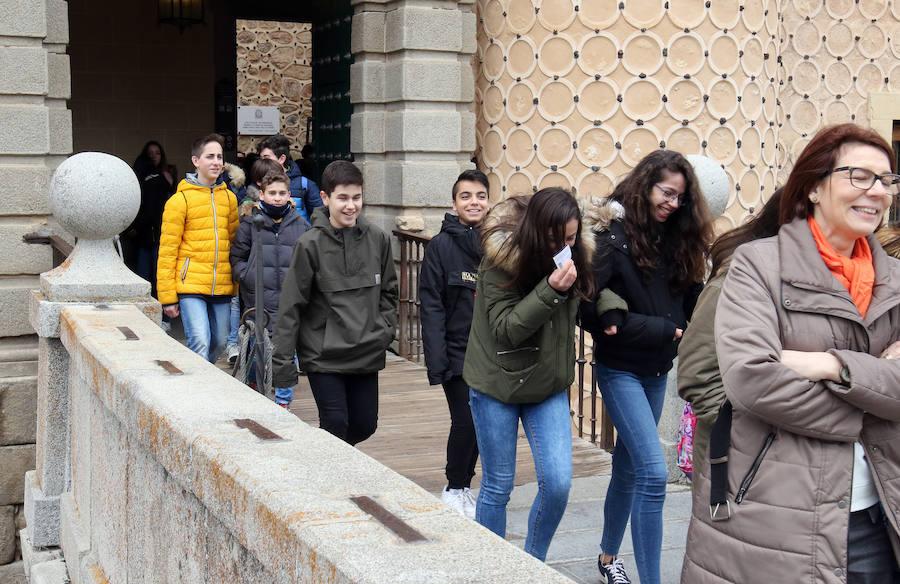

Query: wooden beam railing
[23,231,74,268]
[392,229,614,452]
[392,229,430,364]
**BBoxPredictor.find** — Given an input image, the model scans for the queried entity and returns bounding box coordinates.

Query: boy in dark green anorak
[271,161,398,445]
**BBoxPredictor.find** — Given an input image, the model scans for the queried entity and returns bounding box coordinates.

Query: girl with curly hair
[580,149,713,584]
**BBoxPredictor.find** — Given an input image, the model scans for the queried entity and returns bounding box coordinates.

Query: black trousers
[848,504,900,584]
[307,372,378,446]
[442,375,479,489]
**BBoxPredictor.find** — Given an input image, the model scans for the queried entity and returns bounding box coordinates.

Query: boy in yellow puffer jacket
[157,133,239,362]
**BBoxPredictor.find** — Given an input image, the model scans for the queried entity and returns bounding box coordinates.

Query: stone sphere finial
[50,152,140,240]
[686,154,730,218]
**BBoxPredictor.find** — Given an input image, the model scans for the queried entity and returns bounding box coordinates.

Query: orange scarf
[808,216,874,318]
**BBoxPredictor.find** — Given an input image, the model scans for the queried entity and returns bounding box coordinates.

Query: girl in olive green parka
[462,188,594,561]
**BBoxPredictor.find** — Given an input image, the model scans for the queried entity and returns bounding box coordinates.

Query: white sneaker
[441,486,472,518]
[226,344,239,364]
[160,320,172,333]
[461,487,477,520]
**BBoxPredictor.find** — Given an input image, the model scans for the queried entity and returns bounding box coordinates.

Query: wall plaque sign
[237,106,280,135]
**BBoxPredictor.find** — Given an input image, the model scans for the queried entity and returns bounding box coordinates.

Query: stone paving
[449,476,691,584]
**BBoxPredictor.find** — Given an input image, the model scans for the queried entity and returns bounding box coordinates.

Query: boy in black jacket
[418,169,491,518]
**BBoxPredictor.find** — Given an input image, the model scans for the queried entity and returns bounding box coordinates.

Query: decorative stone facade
[473,0,900,229]
[236,19,313,158]
[777,1,900,164]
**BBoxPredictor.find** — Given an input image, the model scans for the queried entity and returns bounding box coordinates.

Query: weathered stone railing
[45,304,570,583]
[21,152,573,582]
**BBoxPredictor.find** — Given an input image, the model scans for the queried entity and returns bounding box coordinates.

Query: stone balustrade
[44,303,571,583]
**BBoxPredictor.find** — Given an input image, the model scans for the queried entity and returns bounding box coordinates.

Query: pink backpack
[676,403,696,479]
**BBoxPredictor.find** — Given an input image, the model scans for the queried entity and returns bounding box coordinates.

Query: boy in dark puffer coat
[230,170,310,406]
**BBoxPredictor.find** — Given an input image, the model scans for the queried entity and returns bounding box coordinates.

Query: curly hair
[608,150,712,290]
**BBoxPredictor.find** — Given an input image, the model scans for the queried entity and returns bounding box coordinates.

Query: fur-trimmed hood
[481,195,597,274]
[581,196,624,234]
[223,162,246,189]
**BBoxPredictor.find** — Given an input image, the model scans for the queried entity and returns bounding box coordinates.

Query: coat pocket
[497,346,540,371]
[734,431,776,504]
[493,346,541,399]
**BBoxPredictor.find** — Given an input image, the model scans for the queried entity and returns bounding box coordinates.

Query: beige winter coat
[682,218,900,583]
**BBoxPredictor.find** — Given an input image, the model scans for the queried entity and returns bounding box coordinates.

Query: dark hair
[258,134,292,163]
[259,171,290,192]
[321,160,363,195]
[240,151,260,176]
[709,188,784,278]
[780,123,896,225]
[608,149,712,290]
[136,141,168,171]
[249,158,284,186]
[190,133,224,158]
[482,188,594,300]
[452,169,490,200]
[301,143,315,158]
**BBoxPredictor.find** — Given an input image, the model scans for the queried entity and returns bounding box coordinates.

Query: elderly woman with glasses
[580,149,713,584]
[681,124,900,584]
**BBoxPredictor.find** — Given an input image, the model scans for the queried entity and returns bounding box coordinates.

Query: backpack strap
[708,398,733,521]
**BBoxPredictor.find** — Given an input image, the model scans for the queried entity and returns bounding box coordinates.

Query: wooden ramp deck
[287,353,612,493]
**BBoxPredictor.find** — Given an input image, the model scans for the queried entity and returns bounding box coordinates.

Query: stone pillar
[350,0,477,236]
[0,0,71,579]
[24,153,160,581]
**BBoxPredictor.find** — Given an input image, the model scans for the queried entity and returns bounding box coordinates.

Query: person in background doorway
[419,169,492,519]
[258,134,322,222]
[299,143,319,183]
[122,141,177,299]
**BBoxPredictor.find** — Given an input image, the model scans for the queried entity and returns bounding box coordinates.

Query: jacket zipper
[735,432,776,504]
[496,346,539,356]
[211,186,218,294]
[274,229,281,294]
[180,258,190,283]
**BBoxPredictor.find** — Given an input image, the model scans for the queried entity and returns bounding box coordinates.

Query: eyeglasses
[654,184,685,204]
[827,167,900,196]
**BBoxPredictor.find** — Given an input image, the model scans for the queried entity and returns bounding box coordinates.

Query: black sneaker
[598,557,631,584]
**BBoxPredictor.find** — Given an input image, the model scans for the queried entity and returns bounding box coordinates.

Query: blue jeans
[178,297,230,363]
[227,295,240,346]
[274,386,293,405]
[597,363,668,584]
[469,388,571,561]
